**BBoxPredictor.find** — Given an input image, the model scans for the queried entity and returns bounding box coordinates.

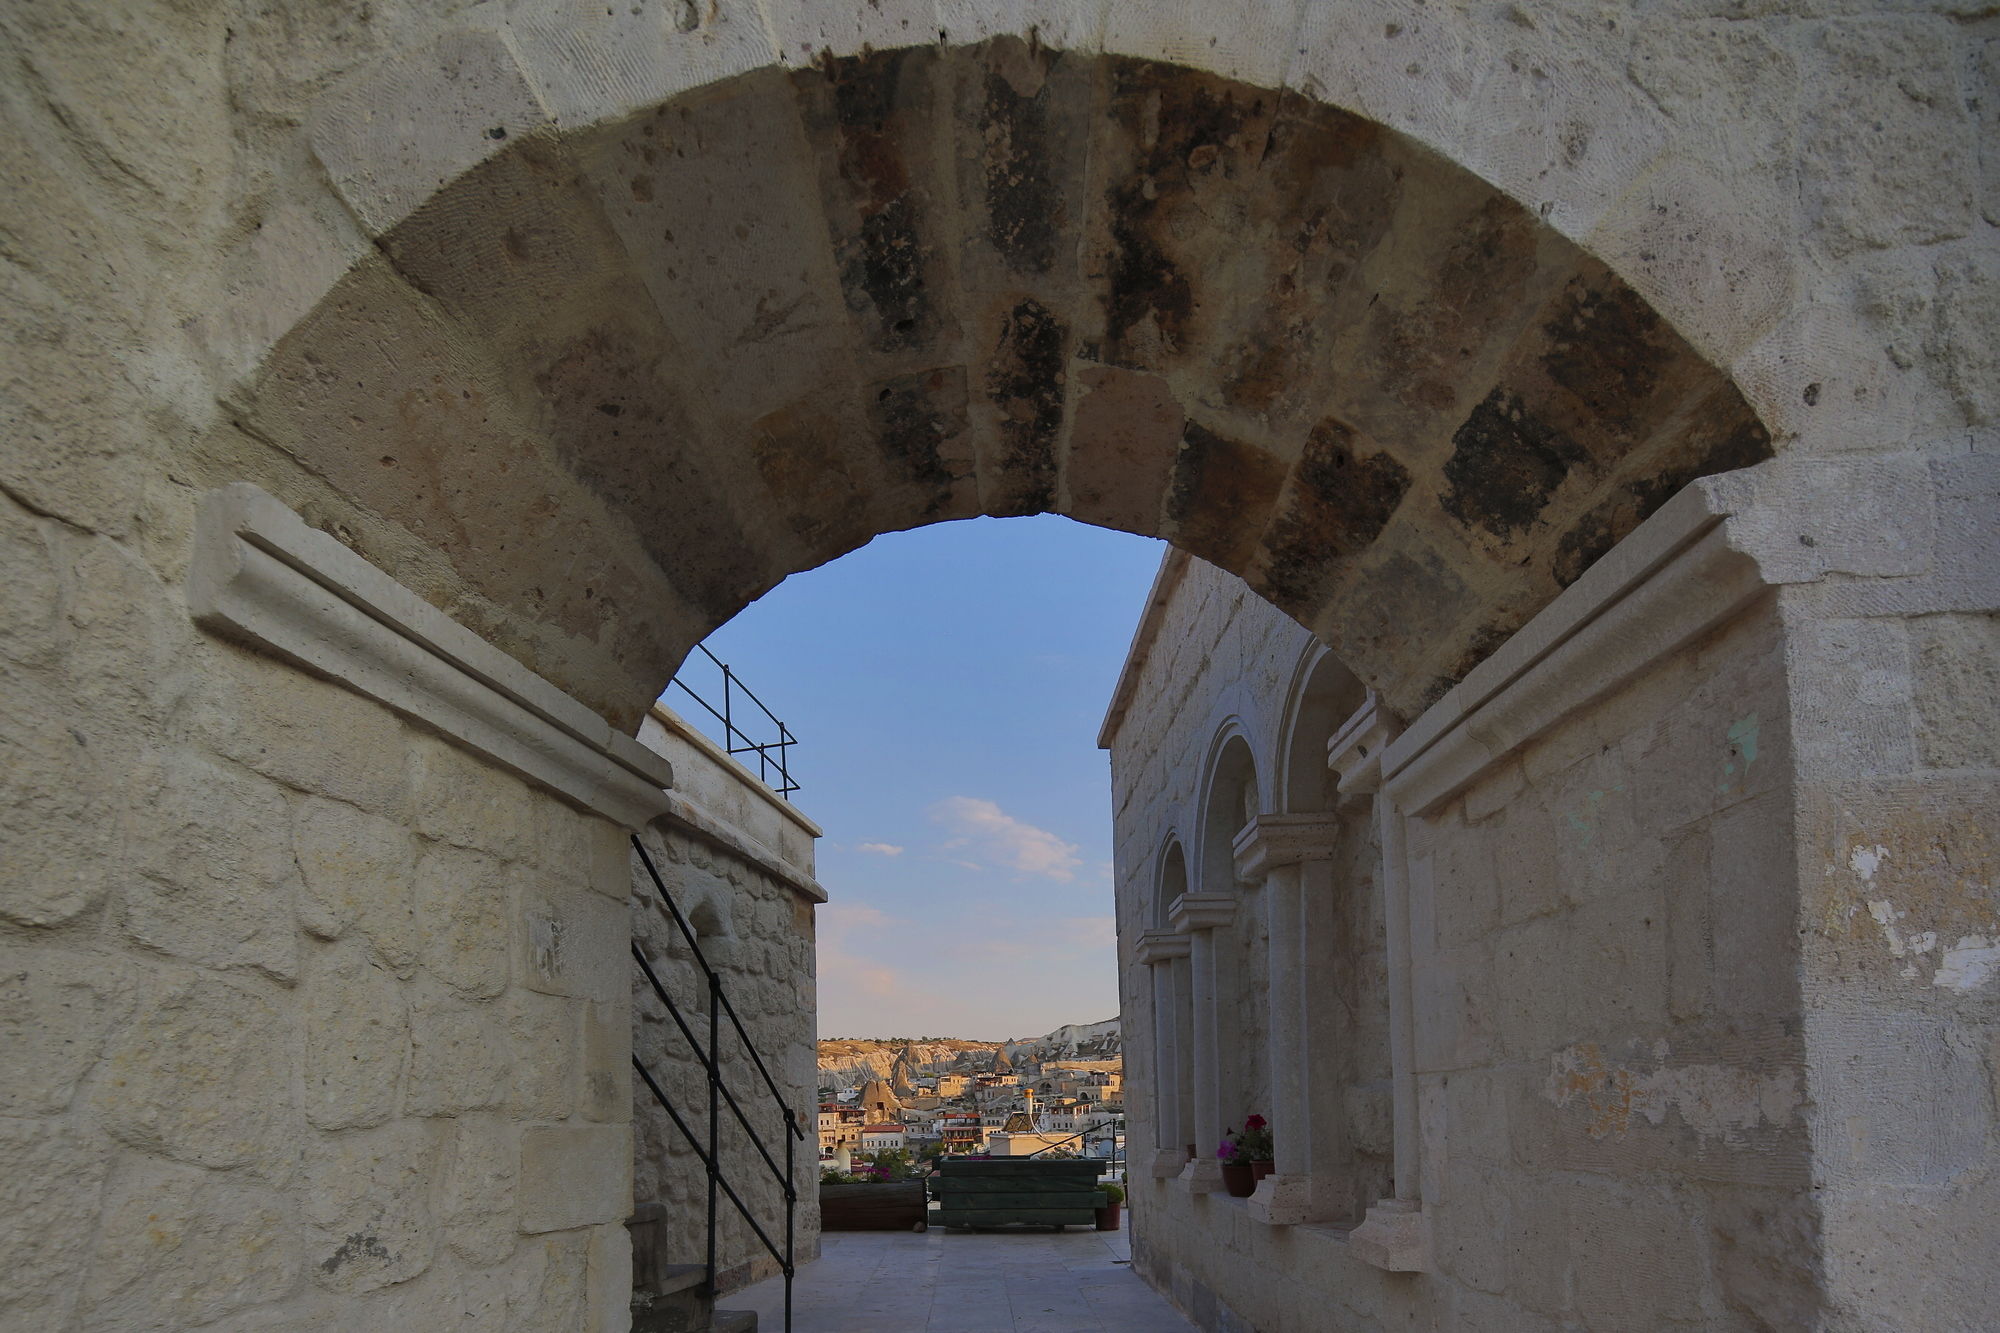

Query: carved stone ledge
[1232,813,1342,880]
[1148,1148,1190,1179]
[1327,693,1402,796]
[1176,1158,1226,1195]
[1167,892,1237,934]
[1245,1173,1316,1226]
[1348,1198,1429,1272]
[187,483,673,829]
[1135,929,1192,965]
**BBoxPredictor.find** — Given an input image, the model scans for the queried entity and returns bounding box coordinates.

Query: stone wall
[1106,487,1993,1330]
[1,492,637,1330]
[629,708,824,1296]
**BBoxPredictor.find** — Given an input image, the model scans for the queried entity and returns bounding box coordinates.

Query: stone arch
[1153,835,1189,930]
[216,35,1774,736]
[1195,728,1261,898]
[1276,646,1369,815]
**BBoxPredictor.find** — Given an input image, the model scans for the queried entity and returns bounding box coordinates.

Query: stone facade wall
[1,495,637,1330]
[1112,551,1822,1329]
[629,710,824,1297]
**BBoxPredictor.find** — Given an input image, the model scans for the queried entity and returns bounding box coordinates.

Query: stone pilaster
[1167,893,1236,1193]
[1136,929,1192,1178]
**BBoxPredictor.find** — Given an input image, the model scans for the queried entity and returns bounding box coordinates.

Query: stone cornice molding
[1380,485,1768,818]
[1232,814,1342,880]
[1167,893,1237,933]
[1327,693,1401,796]
[188,483,674,830]
[1135,929,1192,965]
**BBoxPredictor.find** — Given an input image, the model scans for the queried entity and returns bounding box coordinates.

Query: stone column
[1232,813,1342,1225]
[1328,695,1430,1271]
[1168,891,1236,1193]
[1136,928,1192,1179]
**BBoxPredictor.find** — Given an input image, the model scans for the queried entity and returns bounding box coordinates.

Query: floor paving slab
[733,1226,1191,1332]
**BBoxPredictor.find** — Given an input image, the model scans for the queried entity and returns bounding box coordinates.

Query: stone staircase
[629,1205,758,1333]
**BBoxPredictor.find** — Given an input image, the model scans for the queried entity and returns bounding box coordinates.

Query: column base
[1147,1149,1188,1179]
[1176,1158,1225,1194]
[1349,1198,1429,1272]
[1246,1173,1315,1225]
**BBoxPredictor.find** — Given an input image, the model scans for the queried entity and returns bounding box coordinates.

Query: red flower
[1244,1115,1267,1130]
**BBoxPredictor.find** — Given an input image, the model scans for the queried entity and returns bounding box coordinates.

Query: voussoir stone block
[519,1124,632,1233]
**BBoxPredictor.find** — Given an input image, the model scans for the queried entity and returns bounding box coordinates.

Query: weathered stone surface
[508,988,578,1121]
[405,985,512,1118]
[304,937,409,1130]
[0,946,124,1115]
[1913,613,2000,770]
[200,646,412,816]
[581,999,631,1122]
[302,1120,440,1294]
[411,734,534,860]
[438,1116,519,1268]
[0,673,113,926]
[519,1124,632,1233]
[506,1229,591,1333]
[0,1120,110,1329]
[514,867,627,1002]
[416,841,510,999]
[93,973,289,1171]
[294,794,420,971]
[81,1157,300,1328]
[123,748,300,982]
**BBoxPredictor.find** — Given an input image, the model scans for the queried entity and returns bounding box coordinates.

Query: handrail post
[706,970,720,1295]
[785,1107,796,1333]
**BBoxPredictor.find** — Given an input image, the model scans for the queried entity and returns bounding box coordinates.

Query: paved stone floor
[731,1223,1192,1332]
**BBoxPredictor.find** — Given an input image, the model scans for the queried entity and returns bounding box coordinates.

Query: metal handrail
[666,643,800,799]
[1024,1118,1126,1164]
[629,835,800,1333]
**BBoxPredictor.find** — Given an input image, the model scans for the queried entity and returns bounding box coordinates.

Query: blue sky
[675,515,1165,1041]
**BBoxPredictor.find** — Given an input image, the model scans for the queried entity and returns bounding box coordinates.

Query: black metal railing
[629,835,804,1332]
[666,643,800,799]
[1024,1118,1126,1170]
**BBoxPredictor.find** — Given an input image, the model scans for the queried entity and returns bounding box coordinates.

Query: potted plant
[1217,1116,1274,1198]
[1240,1114,1275,1182]
[1095,1181,1125,1232]
[819,1150,929,1231]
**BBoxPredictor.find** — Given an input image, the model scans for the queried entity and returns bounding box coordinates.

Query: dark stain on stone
[980,61,1061,275]
[1441,389,1588,540]
[1260,416,1413,607]
[1539,276,1670,433]
[984,297,1066,515]
[1098,59,1265,367]
[804,49,939,352]
[1550,387,1773,587]
[321,1233,393,1274]
[536,323,763,621]
[1167,420,1289,571]
[1375,194,1542,415]
[750,398,875,556]
[867,365,969,511]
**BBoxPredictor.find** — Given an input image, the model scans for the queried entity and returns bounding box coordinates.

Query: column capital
[1348,1198,1430,1271]
[1232,812,1342,879]
[1134,928,1191,965]
[1327,692,1403,796]
[1167,892,1236,933]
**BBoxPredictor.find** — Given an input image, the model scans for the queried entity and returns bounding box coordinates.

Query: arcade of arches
[1,2,1994,1330]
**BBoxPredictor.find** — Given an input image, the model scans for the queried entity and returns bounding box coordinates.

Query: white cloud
[856,842,905,857]
[928,797,1083,882]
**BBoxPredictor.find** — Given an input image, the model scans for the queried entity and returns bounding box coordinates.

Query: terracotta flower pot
[1220,1161,1256,1198]
[1095,1202,1121,1231]
[1249,1159,1275,1182]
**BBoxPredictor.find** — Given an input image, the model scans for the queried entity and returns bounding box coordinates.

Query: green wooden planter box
[932,1159,1107,1231]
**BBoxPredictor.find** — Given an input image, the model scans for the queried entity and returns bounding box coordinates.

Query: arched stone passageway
[4,3,1994,1330]
[214,38,1771,731]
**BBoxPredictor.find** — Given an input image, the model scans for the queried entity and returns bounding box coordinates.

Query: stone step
[711,1310,758,1333]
